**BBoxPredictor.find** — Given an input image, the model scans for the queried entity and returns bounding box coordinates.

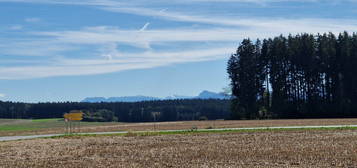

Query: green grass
[0,125,36,131]
[31,118,63,123]
[0,118,116,134]
[0,118,63,132]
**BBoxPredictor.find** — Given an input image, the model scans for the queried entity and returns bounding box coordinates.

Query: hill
[82,90,229,103]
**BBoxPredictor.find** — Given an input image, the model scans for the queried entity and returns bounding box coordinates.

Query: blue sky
[0,0,357,102]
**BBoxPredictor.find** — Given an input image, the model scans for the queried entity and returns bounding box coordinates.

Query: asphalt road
[1,125,357,142]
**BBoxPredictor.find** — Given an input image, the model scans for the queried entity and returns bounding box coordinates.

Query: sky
[1,0,357,102]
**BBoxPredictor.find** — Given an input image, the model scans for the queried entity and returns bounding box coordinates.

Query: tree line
[0,99,230,122]
[228,32,357,119]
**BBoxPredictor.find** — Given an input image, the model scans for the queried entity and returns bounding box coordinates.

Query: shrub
[82,109,118,122]
[198,116,208,121]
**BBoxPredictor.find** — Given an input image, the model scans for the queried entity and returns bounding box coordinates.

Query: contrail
[140,22,150,31]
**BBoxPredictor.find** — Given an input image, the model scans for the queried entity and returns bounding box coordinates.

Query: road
[1,125,357,142]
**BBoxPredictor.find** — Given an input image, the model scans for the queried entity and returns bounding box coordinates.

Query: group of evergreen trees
[0,99,230,122]
[228,32,357,119]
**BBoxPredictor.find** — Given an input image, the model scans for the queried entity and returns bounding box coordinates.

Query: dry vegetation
[2,118,357,137]
[1,129,357,167]
[65,118,357,134]
[110,118,357,131]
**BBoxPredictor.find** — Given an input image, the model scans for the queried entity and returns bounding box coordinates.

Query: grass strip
[31,118,63,123]
[0,125,36,131]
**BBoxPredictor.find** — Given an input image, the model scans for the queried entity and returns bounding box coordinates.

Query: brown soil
[1,130,357,167]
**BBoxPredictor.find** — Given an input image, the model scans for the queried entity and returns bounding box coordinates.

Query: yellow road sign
[66,113,82,118]
[64,112,83,121]
[69,117,83,121]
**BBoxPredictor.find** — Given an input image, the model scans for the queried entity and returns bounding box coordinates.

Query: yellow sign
[64,111,83,121]
[68,117,83,121]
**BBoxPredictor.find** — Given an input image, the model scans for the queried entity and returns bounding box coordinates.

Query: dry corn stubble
[1,130,357,167]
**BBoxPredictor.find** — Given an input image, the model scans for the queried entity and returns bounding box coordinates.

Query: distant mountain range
[82,90,229,103]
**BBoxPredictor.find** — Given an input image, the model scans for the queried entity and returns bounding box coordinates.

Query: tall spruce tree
[228,39,266,119]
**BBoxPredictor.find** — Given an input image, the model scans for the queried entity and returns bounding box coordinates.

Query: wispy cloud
[0,93,5,98]
[0,0,352,5]
[2,0,357,29]
[0,0,123,6]
[0,47,233,79]
[2,16,357,79]
[0,40,78,57]
[33,27,249,45]
[12,0,347,31]
[103,6,357,32]
[9,25,23,30]
[1,0,357,80]
[25,17,41,23]
[32,19,357,46]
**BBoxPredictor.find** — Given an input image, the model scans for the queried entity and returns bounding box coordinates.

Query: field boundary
[2,125,357,142]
